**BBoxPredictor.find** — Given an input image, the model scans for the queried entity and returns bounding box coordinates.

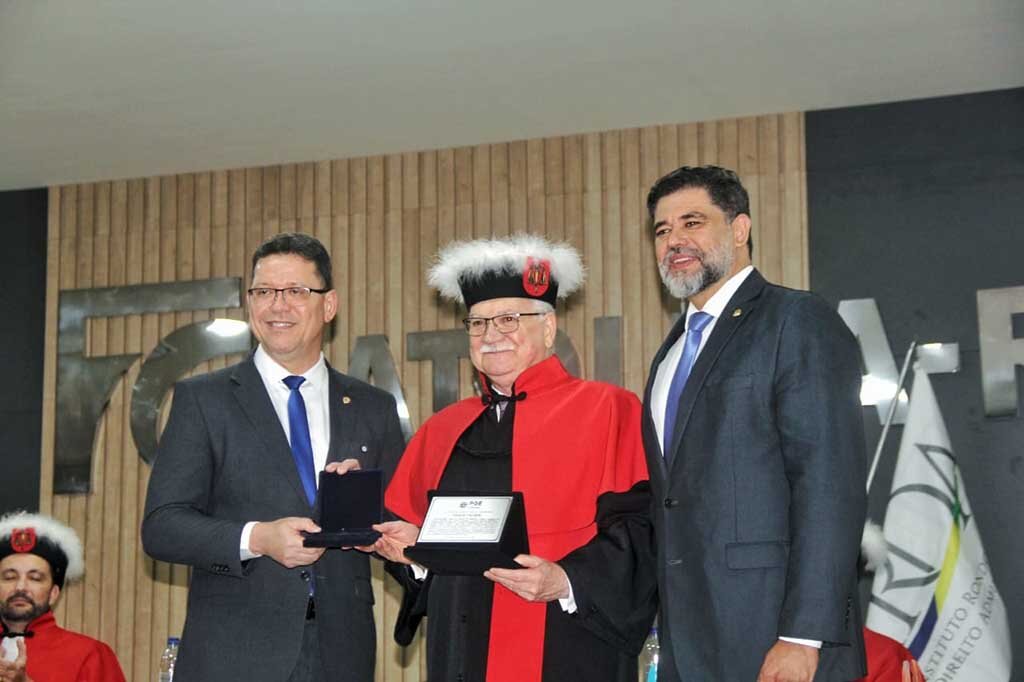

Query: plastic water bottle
[158,637,179,682]
[638,627,659,682]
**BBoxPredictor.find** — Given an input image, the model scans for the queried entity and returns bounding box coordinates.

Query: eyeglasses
[247,286,330,304]
[462,312,548,336]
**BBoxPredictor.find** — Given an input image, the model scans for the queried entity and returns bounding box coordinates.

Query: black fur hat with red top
[427,234,584,308]
[0,512,84,588]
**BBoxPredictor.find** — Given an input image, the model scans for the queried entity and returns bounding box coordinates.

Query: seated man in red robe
[861,628,924,682]
[859,523,925,682]
[0,512,126,682]
[371,235,656,682]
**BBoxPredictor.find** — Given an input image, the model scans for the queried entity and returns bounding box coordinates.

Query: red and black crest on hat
[10,527,36,553]
[522,258,551,297]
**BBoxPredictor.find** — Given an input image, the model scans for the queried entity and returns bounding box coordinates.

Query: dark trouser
[286,609,324,682]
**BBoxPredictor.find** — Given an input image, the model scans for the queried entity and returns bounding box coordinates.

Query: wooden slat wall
[39,112,807,681]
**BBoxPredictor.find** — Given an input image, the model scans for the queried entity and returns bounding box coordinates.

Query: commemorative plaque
[404,490,529,575]
[302,469,383,548]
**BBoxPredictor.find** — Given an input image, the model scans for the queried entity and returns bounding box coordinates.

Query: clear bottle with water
[158,637,179,682]
[638,626,659,682]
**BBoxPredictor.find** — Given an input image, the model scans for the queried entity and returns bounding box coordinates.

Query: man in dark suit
[142,233,404,682]
[642,166,867,681]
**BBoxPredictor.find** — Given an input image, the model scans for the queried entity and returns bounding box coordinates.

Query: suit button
[300,570,310,581]
[664,497,677,508]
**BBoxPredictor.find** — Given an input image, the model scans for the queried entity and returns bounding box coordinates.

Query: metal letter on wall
[977,285,1024,417]
[915,342,960,375]
[347,334,413,442]
[554,330,583,379]
[131,319,252,465]
[593,316,623,386]
[56,278,242,493]
[837,299,908,425]
[407,329,467,414]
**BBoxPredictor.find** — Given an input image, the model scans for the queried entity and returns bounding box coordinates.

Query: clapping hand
[0,638,31,682]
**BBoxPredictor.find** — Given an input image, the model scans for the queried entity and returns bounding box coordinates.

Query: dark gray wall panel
[0,188,46,514]
[808,87,1024,680]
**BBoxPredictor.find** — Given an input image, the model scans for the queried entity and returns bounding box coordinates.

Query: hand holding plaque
[403,490,529,575]
[483,554,571,602]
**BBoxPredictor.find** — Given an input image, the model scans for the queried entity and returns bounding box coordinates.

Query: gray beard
[658,242,734,301]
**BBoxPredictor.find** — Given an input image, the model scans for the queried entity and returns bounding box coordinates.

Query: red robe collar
[479,352,572,401]
[387,354,577,520]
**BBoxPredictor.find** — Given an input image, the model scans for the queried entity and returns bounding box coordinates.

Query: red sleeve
[78,642,127,682]
[862,628,915,682]
[605,388,649,490]
[384,399,483,525]
[385,422,432,525]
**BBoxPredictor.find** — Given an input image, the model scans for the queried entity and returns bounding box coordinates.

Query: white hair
[0,511,85,583]
[428,234,584,304]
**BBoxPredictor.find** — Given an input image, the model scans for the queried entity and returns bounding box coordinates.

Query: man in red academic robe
[0,512,126,682]
[370,235,657,682]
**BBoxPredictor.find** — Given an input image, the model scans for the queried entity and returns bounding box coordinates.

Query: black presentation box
[302,469,383,548]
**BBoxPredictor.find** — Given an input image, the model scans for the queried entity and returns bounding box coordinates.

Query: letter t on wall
[837,298,908,425]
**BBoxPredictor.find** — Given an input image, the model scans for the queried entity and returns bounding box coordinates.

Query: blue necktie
[662,311,713,456]
[283,375,317,507]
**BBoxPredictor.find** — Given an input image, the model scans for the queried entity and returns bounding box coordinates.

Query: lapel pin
[732,308,742,318]
[342,396,351,404]
[360,445,368,453]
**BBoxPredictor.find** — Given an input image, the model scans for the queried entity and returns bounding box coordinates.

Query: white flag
[867,368,1012,681]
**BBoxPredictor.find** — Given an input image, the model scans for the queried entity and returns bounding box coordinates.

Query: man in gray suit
[642,167,867,681]
[142,233,404,682]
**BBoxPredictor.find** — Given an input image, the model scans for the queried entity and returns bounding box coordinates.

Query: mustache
[4,591,36,607]
[479,342,515,353]
[661,245,704,266]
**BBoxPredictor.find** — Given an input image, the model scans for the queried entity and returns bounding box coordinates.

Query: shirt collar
[253,345,328,388]
[685,265,754,325]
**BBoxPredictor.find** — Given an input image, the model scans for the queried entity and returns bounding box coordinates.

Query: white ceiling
[2,0,1022,191]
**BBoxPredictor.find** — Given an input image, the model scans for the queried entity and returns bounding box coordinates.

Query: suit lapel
[666,270,767,469]
[326,366,357,465]
[230,358,310,507]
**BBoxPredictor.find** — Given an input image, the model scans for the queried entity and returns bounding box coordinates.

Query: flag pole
[866,340,917,494]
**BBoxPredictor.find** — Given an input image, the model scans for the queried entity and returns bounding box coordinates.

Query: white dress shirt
[650,265,754,454]
[650,266,821,650]
[240,346,331,560]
